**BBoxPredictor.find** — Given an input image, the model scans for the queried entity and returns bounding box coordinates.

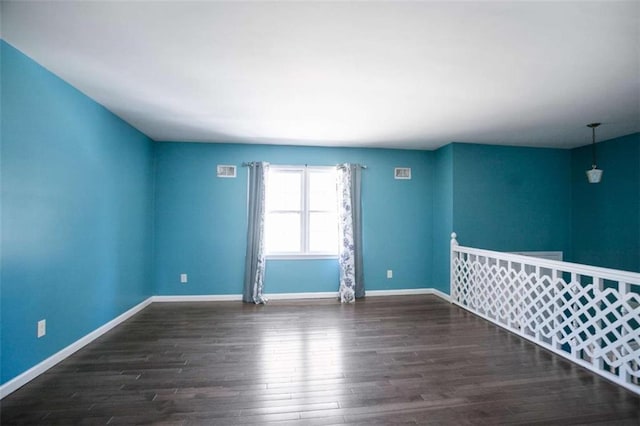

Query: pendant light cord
[587,122,600,169]
[591,125,596,168]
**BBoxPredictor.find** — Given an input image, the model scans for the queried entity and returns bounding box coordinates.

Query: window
[265,166,338,257]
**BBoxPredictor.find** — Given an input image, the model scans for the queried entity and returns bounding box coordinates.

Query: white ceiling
[2,1,639,150]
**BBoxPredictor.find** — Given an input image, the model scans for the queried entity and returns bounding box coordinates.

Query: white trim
[458,244,639,283]
[0,297,153,399]
[510,251,563,261]
[268,292,338,300]
[151,294,242,302]
[366,288,450,302]
[425,288,451,302]
[154,292,334,301]
[151,294,242,303]
[154,288,451,302]
[265,166,339,257]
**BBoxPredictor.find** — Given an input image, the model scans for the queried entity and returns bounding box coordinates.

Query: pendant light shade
[586,167,603,184]
[585,123,602,184]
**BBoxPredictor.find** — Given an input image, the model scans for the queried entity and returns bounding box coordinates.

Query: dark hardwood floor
[2,295,638,425]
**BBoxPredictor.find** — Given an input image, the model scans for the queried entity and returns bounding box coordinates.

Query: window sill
[266,254,339,261]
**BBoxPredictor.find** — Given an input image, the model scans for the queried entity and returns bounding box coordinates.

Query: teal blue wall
[570,133,640,272]
[153,142,434,295]
[451,143,572,253]
[431,144,453,291]
[431,143,573,291]
[0,41,155,384]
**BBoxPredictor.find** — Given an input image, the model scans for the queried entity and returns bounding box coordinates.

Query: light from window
[265,166,338,256]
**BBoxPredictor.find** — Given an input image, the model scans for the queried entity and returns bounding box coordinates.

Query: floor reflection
[259,325,343,385]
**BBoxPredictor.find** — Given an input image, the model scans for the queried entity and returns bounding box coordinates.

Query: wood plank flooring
[2,295,639,425]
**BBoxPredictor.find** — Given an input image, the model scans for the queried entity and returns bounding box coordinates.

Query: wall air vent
[216,165,237,178]
[394,167,411,180]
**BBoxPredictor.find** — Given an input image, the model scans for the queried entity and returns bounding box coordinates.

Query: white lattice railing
[450,233,640,395]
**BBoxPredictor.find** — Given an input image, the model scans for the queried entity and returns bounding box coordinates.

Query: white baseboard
[268,292,338,300]
[266,289,452,301]
[1,287,451,399]
[0,297,153,399]
[153,292,336,301]
[424,288,451,302]
[151,289,450,302]
[152,294,242,302]
[366,288,450,301]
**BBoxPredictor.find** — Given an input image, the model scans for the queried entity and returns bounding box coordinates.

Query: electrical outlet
[387,270,393,279]
[180,273,188,283]
[37,319,46,338]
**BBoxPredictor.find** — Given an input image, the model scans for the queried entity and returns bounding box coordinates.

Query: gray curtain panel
[337,163,365,303]
[243,161,269,304]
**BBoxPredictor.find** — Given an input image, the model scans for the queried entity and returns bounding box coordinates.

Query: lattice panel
[451,236,640,394]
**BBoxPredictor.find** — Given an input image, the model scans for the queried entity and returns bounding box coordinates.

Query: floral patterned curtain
[242,161,269,304]
[336,163,364,303]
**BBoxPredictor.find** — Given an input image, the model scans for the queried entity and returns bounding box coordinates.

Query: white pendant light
[585,122,603,184]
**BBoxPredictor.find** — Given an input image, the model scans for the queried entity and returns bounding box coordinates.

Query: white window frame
[265,165,339,260]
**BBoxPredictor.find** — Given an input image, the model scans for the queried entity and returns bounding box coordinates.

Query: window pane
[309,212,338,253]
[265,212,301,253]
[267,170,301,211]
[309,170,337,211]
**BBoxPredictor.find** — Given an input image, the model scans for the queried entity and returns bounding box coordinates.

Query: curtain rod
[241,162,367,169]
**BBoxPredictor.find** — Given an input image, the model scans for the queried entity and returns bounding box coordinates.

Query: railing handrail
[453,243,640,284]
